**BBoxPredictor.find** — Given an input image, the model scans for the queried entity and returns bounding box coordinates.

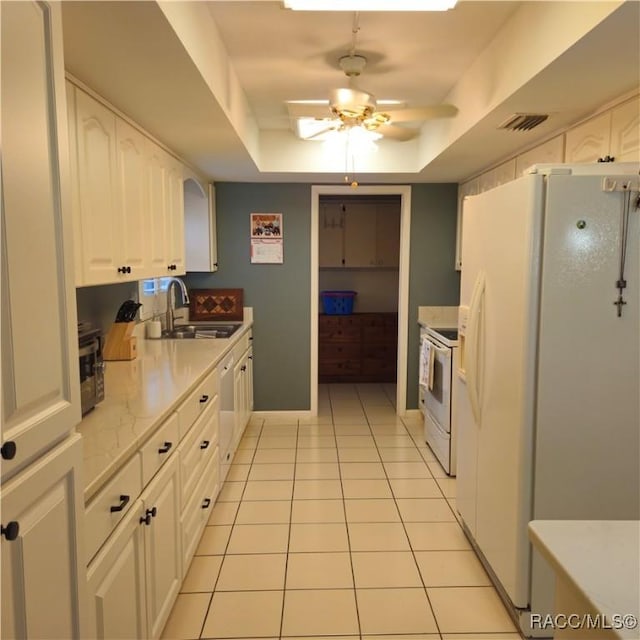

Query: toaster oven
[78,325,105,415]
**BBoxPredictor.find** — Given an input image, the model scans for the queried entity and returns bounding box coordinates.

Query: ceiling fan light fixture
[283,0,457,10]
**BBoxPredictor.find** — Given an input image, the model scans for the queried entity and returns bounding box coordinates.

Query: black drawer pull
[140,507,157,526]
[158,441,172,454]
[201,498,211,509]
[241,365,247,372]
[1,441,17,460]
[200,440,210,450]
[199,394,209,403]
[110,495,130,513]
[1,521,19,541]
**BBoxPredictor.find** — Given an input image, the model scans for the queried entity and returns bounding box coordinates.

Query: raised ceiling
[62,1,640,183]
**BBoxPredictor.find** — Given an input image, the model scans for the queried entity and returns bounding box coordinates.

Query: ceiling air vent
[498,113,549,132]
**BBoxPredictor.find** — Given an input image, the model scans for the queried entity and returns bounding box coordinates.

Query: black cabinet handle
[248,356,253,360]
[200,440,210,450]
[201,498,211,509]
[167,264,177,271]
[117,266,131,274]
[139,507,157,526]
[1,441,17,460]
[110,495,130,513]
[158,441,172,454]
[199,395,209,404]
[1,521,19,541]
[241,365,247,372]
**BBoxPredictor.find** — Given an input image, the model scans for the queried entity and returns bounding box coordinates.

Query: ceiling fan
[289,30,457,142]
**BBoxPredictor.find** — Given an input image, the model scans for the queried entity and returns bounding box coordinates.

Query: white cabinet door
[375,203,400,268]
[564,112,611,163]
[610,97,640,162]
[455,178,479,271]
[1,435,87,639]
[141,455,182,639]
[86,500,147,640]
[116,119,149,280]
[1,0,81,479]
[166,157,186,275]
[185,178,218,272]
[344,203,376,267]
[515,135,565,176]
[319,203,344,267]
[74,89,122,285]
[147,143,170,275]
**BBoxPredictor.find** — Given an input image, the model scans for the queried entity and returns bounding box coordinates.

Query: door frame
[310,184,412,415]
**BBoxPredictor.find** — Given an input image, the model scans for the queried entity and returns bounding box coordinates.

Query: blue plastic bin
[321,291,357,315]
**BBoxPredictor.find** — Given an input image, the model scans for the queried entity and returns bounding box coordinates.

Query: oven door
[423,338,452,433]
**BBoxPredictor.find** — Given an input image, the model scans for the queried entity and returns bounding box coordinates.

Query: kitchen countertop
[529,520,640,639]
[77,312,253,503]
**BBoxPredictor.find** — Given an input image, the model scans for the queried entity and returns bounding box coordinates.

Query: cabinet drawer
[319,360,361,376]
[319,344,361,361]
[85,453,143,562]
[232,329,252,361]
[181,452,219,571]
[176,368,219,440]
[178,395,219,508]
[140,413,180,486]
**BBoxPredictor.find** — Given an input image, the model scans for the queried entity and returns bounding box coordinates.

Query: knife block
[103,322,137,361]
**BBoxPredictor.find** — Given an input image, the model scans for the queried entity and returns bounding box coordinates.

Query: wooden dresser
[319,313,398,383]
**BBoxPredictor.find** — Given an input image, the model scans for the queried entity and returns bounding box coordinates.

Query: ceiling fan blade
[377,124,417,142]
[383,105,458,123]
[287,102,331,119]
[303,123,341,140]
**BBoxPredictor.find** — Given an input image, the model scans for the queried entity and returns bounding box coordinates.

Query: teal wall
[186,182,459,411]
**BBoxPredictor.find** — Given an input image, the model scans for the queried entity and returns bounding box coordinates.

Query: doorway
[310,185,412,416]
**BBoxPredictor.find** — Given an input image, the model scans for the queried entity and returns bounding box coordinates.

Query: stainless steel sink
[161,323,242,340]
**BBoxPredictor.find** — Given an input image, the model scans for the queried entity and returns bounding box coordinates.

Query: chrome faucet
[165,277,190,334]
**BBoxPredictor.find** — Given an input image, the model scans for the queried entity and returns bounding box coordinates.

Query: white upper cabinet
[564,97,639,163]
[319,203,345,267]
[455,178,479,271]
[320,201,400,268]
[185,178,218,272]
[166,157,186,274]
[116,119,149,279]
[73,88,122,285]
[68,83,186,285]
[515,135,564,176]
[610,97,640,162]
[564,112,611,163]
[1,0,81,479]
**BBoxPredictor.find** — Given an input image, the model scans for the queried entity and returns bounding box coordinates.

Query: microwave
[78,325,105,415]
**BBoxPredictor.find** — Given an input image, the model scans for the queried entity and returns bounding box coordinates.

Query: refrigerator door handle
[466,271,485,425]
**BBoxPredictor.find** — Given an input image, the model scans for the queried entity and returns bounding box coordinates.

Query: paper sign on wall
[250,213,283,263]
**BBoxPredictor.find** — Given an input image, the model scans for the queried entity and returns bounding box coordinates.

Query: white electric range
[419,324,459,475]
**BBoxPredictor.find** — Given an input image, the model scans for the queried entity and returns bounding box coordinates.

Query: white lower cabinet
[233,331,254,451]
[86,500,147,640]
[86,455,181,640]
[141,456,182,640]
[1,435,87,640]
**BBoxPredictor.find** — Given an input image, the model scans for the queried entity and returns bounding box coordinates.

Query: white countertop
[529,520,640,639]
[77,316,252,502]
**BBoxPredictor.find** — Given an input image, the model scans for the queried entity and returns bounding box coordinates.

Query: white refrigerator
[455,163,640,635]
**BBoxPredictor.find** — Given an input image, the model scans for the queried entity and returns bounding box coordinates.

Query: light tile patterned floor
[162,384,520,640]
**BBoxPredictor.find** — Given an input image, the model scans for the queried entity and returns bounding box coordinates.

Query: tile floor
[162,383,521,640]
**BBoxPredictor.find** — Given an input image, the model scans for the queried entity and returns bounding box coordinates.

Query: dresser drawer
[176,368,219,440]
[319,360,361,376]
[319,343,361,361]
[140,412,180,485]
[178,395,219,508]
[85,453,142,562]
